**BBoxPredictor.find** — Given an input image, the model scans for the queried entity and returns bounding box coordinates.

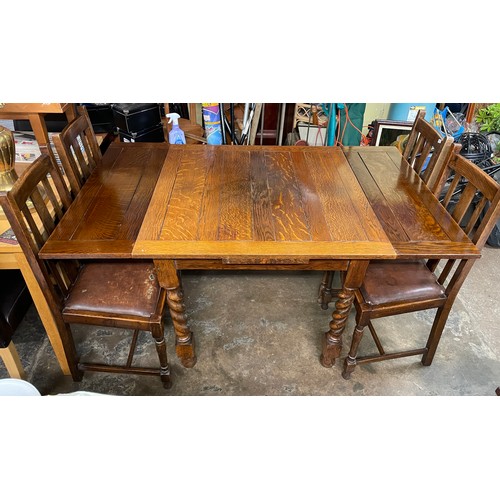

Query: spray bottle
[166,113,186,145]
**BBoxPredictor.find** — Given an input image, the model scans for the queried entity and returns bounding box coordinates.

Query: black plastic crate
[81,103,115,133]
[118,124,165,143]
[13,113,68,132]
[111,103,162,134]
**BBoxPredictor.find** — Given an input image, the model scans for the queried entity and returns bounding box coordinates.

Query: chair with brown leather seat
[52,105,102,198]
[0,269,33,379]
[0,153,172,389]
[318,111,455,310]
[341,150,500,379]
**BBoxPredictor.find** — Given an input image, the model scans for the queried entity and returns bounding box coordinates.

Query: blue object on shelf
[388,103,435,122]
[324,103,340,146]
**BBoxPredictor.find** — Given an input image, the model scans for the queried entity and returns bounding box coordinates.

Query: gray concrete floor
[2,247,500,396]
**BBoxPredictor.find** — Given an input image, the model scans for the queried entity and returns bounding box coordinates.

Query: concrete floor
[2,247,500,396]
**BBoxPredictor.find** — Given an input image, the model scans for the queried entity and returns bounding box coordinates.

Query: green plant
[476,103,500,132]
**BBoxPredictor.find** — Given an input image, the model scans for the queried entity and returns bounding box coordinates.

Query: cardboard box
[13,132,41,163]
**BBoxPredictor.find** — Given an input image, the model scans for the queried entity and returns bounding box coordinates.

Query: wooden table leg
[154,259,197,368]
[64,104,77,123]
[28,113,51,154]
[0,343,26,379]
[16,252,72,376]
[320,260,369,368]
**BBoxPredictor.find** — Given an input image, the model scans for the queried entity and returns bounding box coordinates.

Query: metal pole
[259,103,265,145]
[219,103,226,145]
[243,103,250,133]
[277,103,286,145]
[230,104,236,144]
[306,104,312,145]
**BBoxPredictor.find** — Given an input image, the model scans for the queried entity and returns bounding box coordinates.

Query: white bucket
[0,378,41,396]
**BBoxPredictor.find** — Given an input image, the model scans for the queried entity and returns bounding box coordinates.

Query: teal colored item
[338,103,366,146]
[166,113,186,144]
[323,104,366,146]
[324,103,338,146]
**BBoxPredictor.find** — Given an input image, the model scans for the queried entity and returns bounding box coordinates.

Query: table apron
[170,258,351,271]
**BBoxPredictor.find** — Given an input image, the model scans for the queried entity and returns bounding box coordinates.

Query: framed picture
[371,119,413,149]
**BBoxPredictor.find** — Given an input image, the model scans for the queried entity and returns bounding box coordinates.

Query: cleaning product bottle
[202,103,223,145]
[166,113,186,145]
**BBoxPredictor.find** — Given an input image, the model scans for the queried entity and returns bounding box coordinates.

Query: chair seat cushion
[63,261,162,319]
[1,270,32,347]
[360,260,446,306]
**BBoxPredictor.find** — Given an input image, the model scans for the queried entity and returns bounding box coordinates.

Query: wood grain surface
[344,146,480,259]
[40,143,169,259]
[39,144,480,263]
[134,145,394,260]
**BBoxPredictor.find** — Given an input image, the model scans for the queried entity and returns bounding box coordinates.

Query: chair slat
[452,182,477,225]
[442,174,462,208]
[464,195,487,236]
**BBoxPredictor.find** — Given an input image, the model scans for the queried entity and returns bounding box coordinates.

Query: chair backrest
[0,154,79,313]
[428,151,500,296]
[403,109,454,195]
[52,105,102,198]
[439,151,500,250]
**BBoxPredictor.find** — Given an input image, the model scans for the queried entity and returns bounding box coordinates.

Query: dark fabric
[0,270,32,347]
[63,261,161,319]
[361,260,446,306]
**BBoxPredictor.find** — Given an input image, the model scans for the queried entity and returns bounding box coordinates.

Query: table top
[0,103,71,115]
[132,145,395,262]
[39,143,480,263]
[344,146,480,259]
[40,142,169,259]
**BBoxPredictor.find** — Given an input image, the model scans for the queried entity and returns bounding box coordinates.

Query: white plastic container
[0,378,41,396]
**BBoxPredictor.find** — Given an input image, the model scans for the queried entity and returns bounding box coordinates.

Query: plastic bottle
[166,113,186,144]
[202,103,223,145]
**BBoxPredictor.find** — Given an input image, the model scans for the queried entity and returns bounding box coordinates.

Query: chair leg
[0,342,26,379]
[422,305,452,366]
[318,271,334,310]
[342,324,365,379]
[151,322,172,389]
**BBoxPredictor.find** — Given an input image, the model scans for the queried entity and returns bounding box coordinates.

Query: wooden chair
[402,109,455,194]
[319,111,455,310]
[52,105,102,198]
[341,151,500,379]
[0,154,172,388]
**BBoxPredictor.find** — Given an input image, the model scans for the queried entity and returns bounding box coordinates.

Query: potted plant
[475,103,500,156]
[476,103,500,131]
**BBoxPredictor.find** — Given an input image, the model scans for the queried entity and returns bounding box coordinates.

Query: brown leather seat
[63,261,161,319]
[360,261,446,306]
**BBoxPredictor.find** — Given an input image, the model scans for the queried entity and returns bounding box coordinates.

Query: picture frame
[371,119,413,148]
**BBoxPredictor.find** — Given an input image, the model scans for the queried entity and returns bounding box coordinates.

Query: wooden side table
[0,103,76,164]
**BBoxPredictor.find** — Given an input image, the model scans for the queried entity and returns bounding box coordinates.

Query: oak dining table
[39,142,481,378]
